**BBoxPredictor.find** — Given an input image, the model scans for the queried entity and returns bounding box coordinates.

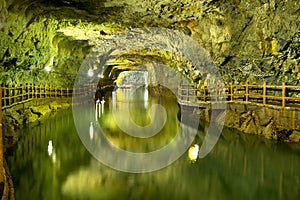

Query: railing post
[49,85,51,98]
[18,84,21,103]
[37,85,39,98]
[37,85,39,99]
[34,84,37,99]
[10,85,13,105]
[29,84,31,99]
[263,81,267,105]
[25,83,28,100]
[33,84,35,99]
[203,87,206,102]
[230,84,234,101]
[12,85,15,105]
[282,82,286,108]
[44,85,47,98]
[245,82,249,103]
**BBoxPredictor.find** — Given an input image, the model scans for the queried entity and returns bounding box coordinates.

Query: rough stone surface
[49,101,62,111]
[0,0,299,87]
[30,105,51,117]
[115,71,147,87]
[288,131,300,143]
[2,99,71,152]
[201,103,300,143]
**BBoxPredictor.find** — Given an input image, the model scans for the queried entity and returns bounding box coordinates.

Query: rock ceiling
[0,0,299,86]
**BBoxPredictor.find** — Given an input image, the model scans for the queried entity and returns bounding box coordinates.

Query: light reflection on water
[101,88,179,152]
[7,88,300,200]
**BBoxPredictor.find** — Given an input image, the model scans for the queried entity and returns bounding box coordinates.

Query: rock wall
[0,0,94,87]
[86,0,300,85]
[198,102,300,143]
[115,71,147,87]
[2,98,71,151]
[1,0,299,87]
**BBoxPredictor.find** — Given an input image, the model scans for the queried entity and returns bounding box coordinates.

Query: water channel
[7,88,300,200]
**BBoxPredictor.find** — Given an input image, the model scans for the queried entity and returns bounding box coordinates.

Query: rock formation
[0,0,299,87]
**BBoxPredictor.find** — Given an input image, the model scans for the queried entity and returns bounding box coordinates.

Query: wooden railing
[0,84,96,110]
[178,82,300,108]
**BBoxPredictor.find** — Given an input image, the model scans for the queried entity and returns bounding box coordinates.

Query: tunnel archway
[73,27,227,173]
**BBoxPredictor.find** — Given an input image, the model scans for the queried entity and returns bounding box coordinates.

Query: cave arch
[73,27,226,173]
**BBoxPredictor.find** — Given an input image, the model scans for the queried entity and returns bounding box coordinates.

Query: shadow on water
[6,89,300,200]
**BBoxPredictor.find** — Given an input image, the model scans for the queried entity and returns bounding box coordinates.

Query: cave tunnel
[1,0,300,200]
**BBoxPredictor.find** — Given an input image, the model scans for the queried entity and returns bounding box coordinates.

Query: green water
[7,88,300,200]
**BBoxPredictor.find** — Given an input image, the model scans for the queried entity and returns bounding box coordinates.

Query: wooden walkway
[178,82,300,109]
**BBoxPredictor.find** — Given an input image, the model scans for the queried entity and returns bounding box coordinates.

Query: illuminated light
[88,68,94,77]
[144,89,148,109]
[95,99,101,120]
[101,97,105,114]
[45,56,54,72]
[48,140,53,156]
[45,65,52,72]
[188,144,199,163]
[89,122,94,140]
[98,100,101,118]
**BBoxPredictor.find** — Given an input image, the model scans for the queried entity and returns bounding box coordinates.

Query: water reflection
[76,87,196,172]
[100,87,179,152]
[111,87,167,139]
[6,96,300,199]
[47,140,53,156]
[89,122,94,140]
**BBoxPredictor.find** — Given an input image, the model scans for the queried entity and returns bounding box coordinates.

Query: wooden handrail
[0,84,96,110]
[178,82,300,109]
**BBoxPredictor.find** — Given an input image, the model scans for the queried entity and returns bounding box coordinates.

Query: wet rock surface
[2,100,71,151]
[0,0,299,87]
[222,103,300,143]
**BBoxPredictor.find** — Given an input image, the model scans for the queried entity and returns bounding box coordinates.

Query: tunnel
[0,0,300,199]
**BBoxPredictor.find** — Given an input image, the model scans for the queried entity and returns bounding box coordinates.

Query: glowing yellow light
[188,144,199,162]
